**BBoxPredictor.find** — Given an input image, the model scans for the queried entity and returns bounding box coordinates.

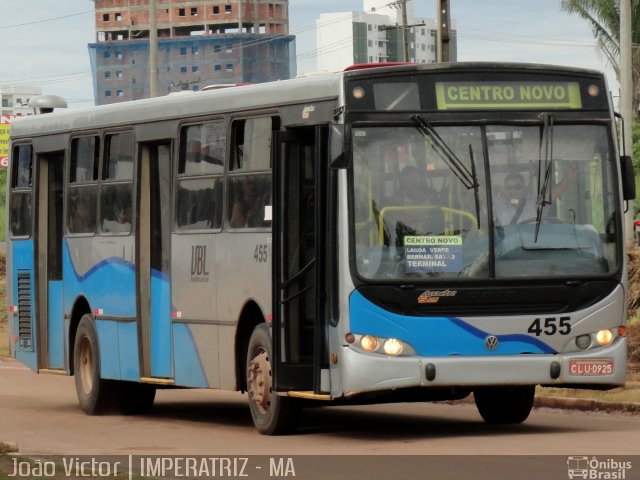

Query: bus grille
[17,272,33,350]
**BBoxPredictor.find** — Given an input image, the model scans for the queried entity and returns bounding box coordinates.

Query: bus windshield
[352,122,618,280]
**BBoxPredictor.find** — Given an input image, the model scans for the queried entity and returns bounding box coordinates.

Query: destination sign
[435,81,582,110]
[404,236,463,273]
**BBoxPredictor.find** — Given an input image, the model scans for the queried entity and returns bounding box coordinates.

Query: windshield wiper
[411,114,477,190]
[411,114,481,228]
[468,144,481,229]
[535,114,554,242]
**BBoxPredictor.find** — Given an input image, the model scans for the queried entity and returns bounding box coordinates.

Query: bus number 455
[527,316,571,336]
[254,244,268,263]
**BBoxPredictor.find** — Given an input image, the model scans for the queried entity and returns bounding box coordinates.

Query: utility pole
[437,0,451,63]
[149,0,159,97]
[621,0,634,246]
[379,1,424,63]
[400,0,409,63]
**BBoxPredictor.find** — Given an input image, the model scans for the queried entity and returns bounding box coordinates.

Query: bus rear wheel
[73,314,120,414]
[474,385,535,424]
[246,324,300,435]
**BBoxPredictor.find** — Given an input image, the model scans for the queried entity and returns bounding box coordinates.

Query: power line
[0,10,93,29]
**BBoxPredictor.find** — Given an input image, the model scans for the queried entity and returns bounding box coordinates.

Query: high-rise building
[0,85,42,116]
[89,0,295,105]
[315,0,456,73]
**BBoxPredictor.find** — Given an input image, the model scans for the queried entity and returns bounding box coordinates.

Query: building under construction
[89,0,295,105]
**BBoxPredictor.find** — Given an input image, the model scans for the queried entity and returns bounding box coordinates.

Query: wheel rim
[248,347,272,415]
[78,336,94,395]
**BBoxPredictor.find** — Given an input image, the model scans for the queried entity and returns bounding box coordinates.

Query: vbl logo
[191,245,209,276]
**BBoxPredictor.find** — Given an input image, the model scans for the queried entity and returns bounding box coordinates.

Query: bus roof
[10,62,606,139]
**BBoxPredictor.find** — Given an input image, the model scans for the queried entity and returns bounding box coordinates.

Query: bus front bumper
[338,337,627,396]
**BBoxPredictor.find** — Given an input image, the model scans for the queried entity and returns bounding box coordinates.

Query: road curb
[534,395,640,414]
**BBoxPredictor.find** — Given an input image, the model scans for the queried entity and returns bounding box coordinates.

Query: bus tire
[73,314,119,414]
[119,382,156,415]
[246,324,300,435]
[474,385,535,424]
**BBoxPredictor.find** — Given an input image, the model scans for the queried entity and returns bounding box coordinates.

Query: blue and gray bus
[6,63,635,434]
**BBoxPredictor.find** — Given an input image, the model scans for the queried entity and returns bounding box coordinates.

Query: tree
[561,0,640,116]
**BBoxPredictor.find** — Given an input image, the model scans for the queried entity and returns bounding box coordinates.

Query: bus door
[272,126,328,393]
[35,152,65,371]
[137,142,173,380]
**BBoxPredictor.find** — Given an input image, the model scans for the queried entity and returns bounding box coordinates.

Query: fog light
[383,338,404,356]
[575,334,591,350]
[595,329,613,346]
[361,335,378,351]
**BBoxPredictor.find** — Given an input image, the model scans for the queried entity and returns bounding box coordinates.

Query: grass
[538,371,640,404]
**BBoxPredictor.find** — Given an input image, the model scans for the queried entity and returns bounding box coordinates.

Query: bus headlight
[383,338,404,356]
[361,335,378,352]
[595,329,613,346]
[348,333,416,356]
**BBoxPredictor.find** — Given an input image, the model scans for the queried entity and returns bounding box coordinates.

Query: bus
[6,63,635,435]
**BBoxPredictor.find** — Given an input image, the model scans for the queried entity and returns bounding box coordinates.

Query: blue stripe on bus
[117,321,140,381]
[349,290,556,356]
[96,320,121,380]
[150,272,172,378]
[172,324,209,388]
[47,281,65,369]
[62,241,136,317]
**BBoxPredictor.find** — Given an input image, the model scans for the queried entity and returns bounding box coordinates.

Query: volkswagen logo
[485,335,499,350]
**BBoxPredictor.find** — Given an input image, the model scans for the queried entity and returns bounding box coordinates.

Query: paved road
[1,357,639,459]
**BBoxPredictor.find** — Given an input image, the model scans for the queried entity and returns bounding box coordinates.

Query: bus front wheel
[473,385,535,424]
[73,314,120,414]
[246,324,300,435]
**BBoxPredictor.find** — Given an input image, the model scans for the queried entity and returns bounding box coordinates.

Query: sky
[0,0,621,109]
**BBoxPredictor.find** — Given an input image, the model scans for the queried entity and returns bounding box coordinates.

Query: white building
[315,0,456,72]
[0,85,42,116]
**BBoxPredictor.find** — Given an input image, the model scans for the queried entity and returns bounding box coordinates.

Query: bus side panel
[172,323,209,388]
[96,320,121,380]
[63,239,138,380]
[11,240,37,371]
[117,321,140,381]
[47,281,64,369]
[171,233,218,387]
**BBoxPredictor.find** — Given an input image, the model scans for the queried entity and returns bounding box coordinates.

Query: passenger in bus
[70,192,95,233]
[391,165,440,206]
[230,177,269,228]
[387,165,445,241]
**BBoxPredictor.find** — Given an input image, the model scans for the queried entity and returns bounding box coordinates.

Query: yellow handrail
[378,205,477,245]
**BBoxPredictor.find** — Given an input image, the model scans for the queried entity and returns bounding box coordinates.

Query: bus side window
[100,132,134,234]
[67,136,99,235]
[227,116,279,229]
[176,121,225,231]
[9,144,33,237]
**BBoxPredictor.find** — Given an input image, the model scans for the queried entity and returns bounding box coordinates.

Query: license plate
[569,359,615,376]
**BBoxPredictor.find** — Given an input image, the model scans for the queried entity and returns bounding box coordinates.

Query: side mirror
[621,155,636,201]
[329,124,351,168]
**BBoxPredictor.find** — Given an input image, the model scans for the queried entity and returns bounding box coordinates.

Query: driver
[493,166,577,226]
[493,172,535,226]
